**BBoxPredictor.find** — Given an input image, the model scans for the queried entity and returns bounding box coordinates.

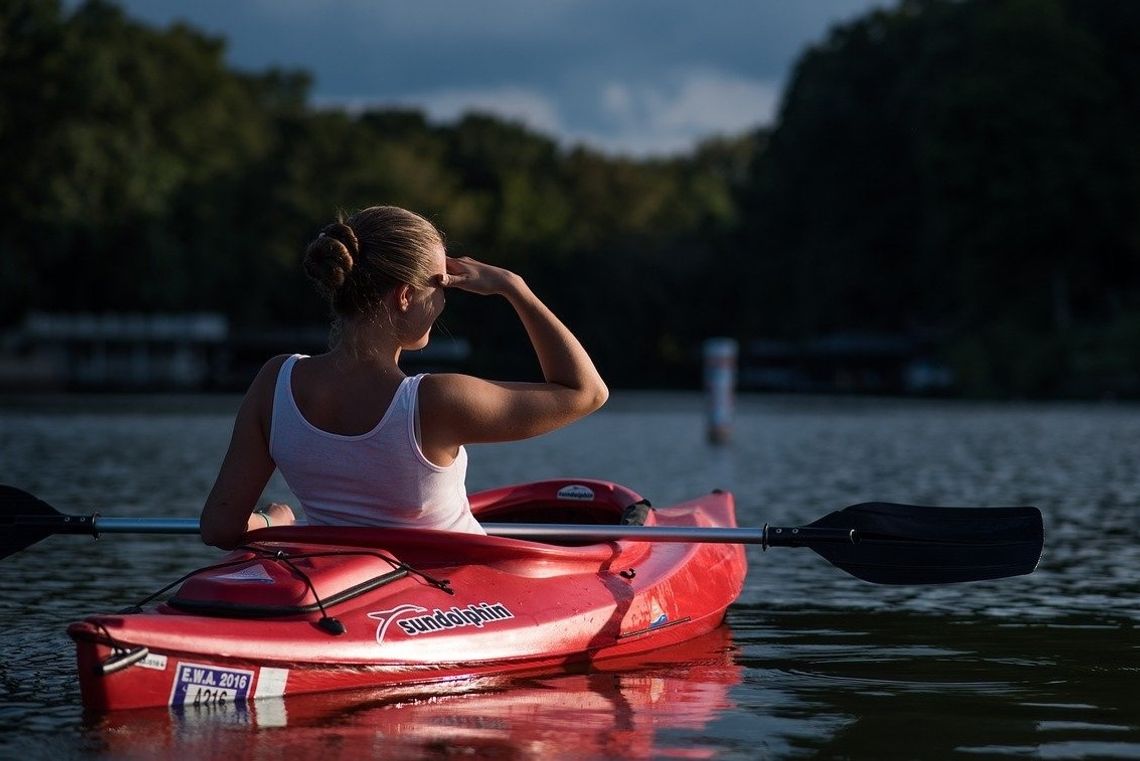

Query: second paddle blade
[0,485,63,560]
[808,502,1045,585]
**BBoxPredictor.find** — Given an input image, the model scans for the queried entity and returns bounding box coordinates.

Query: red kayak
[68,479,747,711]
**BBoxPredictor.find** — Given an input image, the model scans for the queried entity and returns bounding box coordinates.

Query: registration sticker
[138,652,168,671]
[170,662,255,707]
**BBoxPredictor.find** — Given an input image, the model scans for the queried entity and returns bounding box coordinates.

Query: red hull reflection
[89,625,741,760]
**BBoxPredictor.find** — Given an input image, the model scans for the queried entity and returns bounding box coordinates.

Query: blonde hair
[303,205,443,318]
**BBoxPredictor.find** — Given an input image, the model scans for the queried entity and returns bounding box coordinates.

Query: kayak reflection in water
[200,205,608,548]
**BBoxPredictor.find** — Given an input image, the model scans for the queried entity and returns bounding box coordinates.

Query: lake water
[1,393,1137,759]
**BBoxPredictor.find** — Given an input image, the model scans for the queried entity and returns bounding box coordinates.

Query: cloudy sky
[114,0,889,156]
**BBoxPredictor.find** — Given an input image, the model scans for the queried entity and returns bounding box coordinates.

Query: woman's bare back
[287,355,405,438]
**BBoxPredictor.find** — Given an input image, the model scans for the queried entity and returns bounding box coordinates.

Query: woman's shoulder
[244,354,300,402]
[418,373,496,423]
[254,354,295,384]
[417,372,485,402]
[233,355,299,443]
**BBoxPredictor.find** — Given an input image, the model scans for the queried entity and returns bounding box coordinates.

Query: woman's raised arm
[418,257,608,456]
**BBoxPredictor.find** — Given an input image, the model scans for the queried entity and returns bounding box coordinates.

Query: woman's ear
[382,284,414,315]
[396,284,413,313]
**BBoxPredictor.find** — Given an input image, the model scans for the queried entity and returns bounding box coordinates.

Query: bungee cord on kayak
[103,545,457,652]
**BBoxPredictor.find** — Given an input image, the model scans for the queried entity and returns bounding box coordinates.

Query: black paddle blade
[806,502,1044,585]
[0,485,92,560]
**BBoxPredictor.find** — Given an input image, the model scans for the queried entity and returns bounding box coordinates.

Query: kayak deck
[68,479,747,711]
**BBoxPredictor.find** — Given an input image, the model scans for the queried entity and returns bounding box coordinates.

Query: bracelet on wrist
[255,511,271,528]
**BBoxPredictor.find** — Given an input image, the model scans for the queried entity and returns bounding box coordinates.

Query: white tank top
[268,355,484,534]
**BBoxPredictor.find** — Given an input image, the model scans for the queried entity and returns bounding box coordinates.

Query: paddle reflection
[88,625,740,760]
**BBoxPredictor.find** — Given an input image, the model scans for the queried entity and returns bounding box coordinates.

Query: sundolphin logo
[367,604,428,644]
[367,602,515,644]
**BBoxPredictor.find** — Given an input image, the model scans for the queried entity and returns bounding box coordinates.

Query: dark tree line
[2,0,1138,395]
[737,0,1140,396]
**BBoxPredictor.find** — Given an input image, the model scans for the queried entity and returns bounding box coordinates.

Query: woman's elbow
[592,381,609,411]
[579,380,608,414]
[200,529,233,550]
[200,518,241,550]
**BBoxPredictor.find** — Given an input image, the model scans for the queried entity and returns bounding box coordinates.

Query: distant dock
[0,313,470,392]
[740,334,954,395]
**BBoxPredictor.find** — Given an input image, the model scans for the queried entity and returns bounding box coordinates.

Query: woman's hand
[249,502,295,531]
[418,252,608,454]
[442,256,520,296]
[263,502,296,526]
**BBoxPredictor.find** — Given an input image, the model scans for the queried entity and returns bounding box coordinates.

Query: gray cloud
[111,0,889,155]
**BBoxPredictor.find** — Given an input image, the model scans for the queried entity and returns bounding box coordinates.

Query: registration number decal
[169,663,255,707]
[138,652,168,671]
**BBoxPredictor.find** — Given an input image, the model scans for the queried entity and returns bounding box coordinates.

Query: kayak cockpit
[469,478,651,530]
[163,480,658,618]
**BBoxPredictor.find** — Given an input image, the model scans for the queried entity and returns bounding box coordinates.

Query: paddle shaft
[3,484,1043,583]
[40,515,855,546]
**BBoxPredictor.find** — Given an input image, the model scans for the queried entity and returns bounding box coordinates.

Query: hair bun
[304,222,359,294]
[322,222,360,260]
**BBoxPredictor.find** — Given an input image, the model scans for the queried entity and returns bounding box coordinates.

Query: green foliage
[3,0,1139,395]
[0,0,745,386]
[0,0,301,317]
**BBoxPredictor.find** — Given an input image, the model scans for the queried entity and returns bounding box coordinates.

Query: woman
[200,205,608,548]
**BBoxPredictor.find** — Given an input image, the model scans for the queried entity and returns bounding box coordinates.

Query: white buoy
[703,338,738,445]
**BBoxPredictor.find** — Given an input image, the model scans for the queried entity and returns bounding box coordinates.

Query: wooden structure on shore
[0,313,470,391]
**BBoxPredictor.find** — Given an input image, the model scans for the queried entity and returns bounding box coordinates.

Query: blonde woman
[201,206,607,548]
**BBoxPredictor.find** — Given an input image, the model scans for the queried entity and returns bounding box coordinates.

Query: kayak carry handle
[97,646,150,676]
